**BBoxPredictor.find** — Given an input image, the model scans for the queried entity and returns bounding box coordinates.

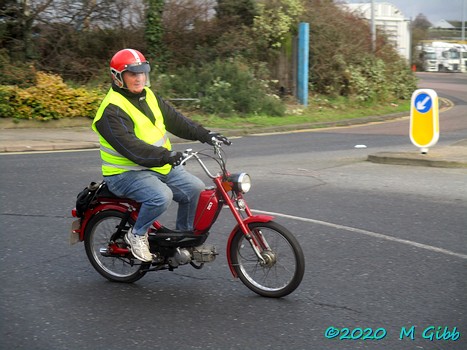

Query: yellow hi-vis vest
[92,87,172,176]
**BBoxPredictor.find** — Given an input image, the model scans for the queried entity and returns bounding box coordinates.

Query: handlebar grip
[211,136,231,146]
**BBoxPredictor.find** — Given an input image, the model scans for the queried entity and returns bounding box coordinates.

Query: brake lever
[180,149,194,166]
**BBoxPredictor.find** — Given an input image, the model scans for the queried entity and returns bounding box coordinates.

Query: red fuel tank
[193,189,219,232]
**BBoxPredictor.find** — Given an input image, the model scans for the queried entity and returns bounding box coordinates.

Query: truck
[461,49,467,72]
[420,46,438,71]
[419,41,467,73]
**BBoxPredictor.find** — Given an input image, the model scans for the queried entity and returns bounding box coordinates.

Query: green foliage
[302,0,417,102]
[155,59,285,116]
[385,60,418,99]
[347,56,387,102]
[253,0,304,50]
[343,56,417,103]
[145,0,166,70]
[0,0,418,121]
[190,97,411,130]
[0,72,104,120]
[0,86,16,117]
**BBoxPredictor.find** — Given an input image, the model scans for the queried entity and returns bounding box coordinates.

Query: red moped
[70,140,305,298]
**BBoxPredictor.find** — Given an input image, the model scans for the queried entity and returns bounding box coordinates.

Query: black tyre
[84,210,148,283]
[229,221,305,298]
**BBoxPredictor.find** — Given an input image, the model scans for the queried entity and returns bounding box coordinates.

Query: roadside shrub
[303,0,417,103]
[385,60,418,100]
[0,72,104,120]
[347,56,387,102]
[155,59,285,116]
[346,56,416,103]
[0,86,16,117]
[0,49,36,87]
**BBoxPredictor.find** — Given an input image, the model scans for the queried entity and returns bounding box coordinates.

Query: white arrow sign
[416,96,430,111]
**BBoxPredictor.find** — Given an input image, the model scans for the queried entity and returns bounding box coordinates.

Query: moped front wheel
[84,210,148,283]
[229,221,305,298]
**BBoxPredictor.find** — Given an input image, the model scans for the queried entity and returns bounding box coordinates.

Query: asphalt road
[0,73,466,350]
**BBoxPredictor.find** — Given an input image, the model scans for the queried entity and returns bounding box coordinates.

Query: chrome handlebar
[180,142,225,179]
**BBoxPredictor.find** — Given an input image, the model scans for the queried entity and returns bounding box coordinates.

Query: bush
[345,56,416,103]
[303,0,417,103]
[0,72,104,120]
[155,59,285,116]
[347,56,387,102]
[385,60,418,100]
[0,49,36,87]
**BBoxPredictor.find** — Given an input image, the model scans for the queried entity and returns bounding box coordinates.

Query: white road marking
[252,209,467,260]
[0,149,99,156]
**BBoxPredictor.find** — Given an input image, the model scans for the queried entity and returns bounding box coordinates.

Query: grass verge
[189,98,411,129]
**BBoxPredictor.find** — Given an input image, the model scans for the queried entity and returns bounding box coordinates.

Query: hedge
[0,72,105,120]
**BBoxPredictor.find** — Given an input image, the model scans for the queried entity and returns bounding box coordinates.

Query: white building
[340,2,411,61]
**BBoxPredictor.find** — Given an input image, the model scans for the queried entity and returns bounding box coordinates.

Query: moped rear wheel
[84,210,148,283]
[229,221,305,298]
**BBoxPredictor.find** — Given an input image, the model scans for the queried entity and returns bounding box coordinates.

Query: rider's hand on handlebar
[203,132,231,146]
[168,151,184,167]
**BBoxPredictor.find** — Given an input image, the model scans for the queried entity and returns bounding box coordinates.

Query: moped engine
[167,245,217,268]
[168,248,192,267]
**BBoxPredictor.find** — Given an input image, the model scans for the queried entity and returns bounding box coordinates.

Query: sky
[344,0,467,24]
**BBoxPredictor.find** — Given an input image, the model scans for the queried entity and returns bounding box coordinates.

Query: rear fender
[226,215,274,278]
[78,203,134,241]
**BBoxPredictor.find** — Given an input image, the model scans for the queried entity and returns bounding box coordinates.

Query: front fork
[227,199,274,278]
[214,177,275,277]
[226,216,274,277]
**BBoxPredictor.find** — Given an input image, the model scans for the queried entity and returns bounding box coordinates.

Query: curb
[1,99,466,169]
[1,142,101,153]
[367,152,467,168]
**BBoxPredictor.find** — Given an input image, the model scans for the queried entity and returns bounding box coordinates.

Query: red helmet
[109,49,151,88]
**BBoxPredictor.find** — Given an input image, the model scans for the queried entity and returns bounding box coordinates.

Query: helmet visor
[125,62,150,73]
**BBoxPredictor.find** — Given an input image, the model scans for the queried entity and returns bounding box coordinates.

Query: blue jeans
[105,166,205,235]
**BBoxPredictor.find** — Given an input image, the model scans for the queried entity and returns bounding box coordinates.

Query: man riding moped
[92,48,228,263]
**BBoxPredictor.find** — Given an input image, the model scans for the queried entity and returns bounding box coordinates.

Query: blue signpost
[297,22,309,106]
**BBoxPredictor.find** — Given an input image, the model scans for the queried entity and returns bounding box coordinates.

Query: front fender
[226,215,274,278]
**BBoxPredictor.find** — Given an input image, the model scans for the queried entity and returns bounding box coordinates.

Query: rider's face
[123,71,146,94]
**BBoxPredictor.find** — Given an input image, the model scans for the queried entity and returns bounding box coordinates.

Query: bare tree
[162,0,216,67]
[0,0,54,60]
[36,0,145,29]
[27,0,147,81]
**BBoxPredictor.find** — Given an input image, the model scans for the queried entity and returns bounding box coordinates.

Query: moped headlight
[229,173,251,193]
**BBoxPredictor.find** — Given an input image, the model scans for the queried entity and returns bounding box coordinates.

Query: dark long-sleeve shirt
[95,85,210,168]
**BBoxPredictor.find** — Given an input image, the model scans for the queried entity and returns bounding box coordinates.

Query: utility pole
[462,0,465,42]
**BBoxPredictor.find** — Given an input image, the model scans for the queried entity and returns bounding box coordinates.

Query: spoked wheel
[84,210,149,283]
[230,221,305,298]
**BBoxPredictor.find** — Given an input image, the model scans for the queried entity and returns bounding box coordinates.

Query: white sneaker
[125,230,152,262]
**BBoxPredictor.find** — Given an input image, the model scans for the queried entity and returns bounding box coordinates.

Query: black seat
[96,182,120,199]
